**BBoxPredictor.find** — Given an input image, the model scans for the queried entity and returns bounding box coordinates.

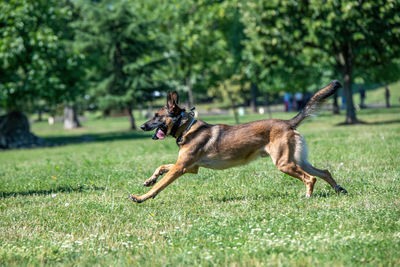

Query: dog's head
[140,91,184,140]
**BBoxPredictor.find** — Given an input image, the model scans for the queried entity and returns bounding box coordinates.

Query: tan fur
[130,85,347,203]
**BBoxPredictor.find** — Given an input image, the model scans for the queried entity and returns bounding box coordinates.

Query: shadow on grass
[43,130,152,146]
[211,192,293,202]
[314,192,335,198]
[365,119,400,125]
[0,185,105,198]
[211,191,339,202]
[336,119,400,126]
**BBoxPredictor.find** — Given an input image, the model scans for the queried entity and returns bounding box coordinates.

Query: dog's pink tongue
[156,129,165,140]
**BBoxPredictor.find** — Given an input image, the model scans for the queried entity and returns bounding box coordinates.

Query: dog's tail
[288,80,342,128]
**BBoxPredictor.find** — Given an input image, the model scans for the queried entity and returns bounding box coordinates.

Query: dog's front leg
[130,162,194,203]
[143,164,174,187]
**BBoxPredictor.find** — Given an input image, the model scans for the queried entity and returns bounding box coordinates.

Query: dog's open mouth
[152,126,167,140]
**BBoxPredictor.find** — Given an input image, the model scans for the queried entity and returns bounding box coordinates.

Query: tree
[74,0,169,130]
[208,74,249,124]
[0,0,85,147]
[164,0,227,107]
[240,0,321,109]
[301,0,400,123]
[241,0,400,123]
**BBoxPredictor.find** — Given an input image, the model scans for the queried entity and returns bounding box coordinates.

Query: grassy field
[1,107,400,266]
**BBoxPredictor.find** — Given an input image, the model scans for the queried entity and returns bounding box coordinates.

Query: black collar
[176,117,197,145]
[169,111,185,138]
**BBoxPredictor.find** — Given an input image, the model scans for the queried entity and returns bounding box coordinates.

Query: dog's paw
[128,194,144,203]
[143,177,157,187]
[335,185,348,194]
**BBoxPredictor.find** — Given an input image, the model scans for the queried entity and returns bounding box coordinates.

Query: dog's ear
[166,91,179,112]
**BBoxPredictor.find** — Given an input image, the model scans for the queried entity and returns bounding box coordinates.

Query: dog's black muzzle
[140,121,160,131]
[140,123,151,131]
[140,122,167,140]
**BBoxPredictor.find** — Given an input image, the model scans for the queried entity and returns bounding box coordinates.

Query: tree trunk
[186,76,194,108]
[226,85,239,125]
[263,92,272,119]
[37,110,43,121]
[332,92,340,114]
[385,86,391,108]
[64,104,81,129]
[250,83,258,113]
[339,46,358,124]
[0,111,45,149]
[342,69,357,123]
[103,108,111,117]
[127,106,137,130]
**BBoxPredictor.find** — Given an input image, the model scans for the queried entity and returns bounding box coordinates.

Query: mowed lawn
[1,108,399,266]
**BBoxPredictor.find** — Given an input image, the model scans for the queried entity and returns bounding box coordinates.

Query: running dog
[130,80,347,203]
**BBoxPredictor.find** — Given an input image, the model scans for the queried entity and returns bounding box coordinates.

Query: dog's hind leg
[288,130,347,194]
[143,164,175,187]
[291,130,347,194]
[268,131,317,197]
[300,163,347,194]
[276,162,317,197]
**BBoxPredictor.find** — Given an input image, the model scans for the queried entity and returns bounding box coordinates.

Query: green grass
[1,108,400,266]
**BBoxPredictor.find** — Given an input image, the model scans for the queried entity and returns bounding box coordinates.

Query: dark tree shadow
[354,106,400,115]
[336,119,400,126]
[211,192,292,202]
[0,185,105,198]
[211,190,341,202]
[1,130,154,150]
[44,130,151,145]
[364,119,400,125]
[336,120,367,126]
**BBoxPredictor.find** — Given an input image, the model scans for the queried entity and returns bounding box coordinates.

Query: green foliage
[1,0,400,120]
[208,74,250,106]
[359,59,400,85]
[162,0,228,104]
[0,0,85,112]
[73,0,169,112]
[302,0,400,69]
[208,1,247,95]
[241,0,317,93]
[1,109,400,265]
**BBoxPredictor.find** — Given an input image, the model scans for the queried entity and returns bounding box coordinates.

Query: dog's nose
[140,124,147,131]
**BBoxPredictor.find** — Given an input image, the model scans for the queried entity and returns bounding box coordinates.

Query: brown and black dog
[129,80,347,203]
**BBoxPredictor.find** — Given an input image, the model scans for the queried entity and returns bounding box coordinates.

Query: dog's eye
[154,113,159,118]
